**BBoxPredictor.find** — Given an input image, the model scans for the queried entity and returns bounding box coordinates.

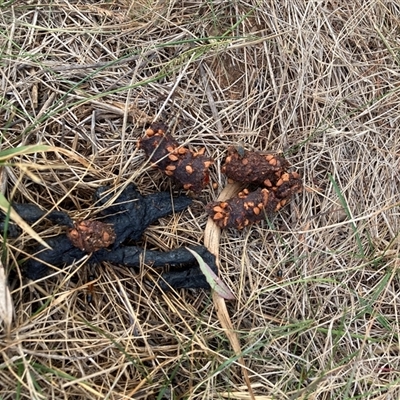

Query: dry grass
[1,0,400,399]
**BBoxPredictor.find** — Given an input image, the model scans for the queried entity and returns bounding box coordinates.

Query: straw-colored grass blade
[204,181,255,400]
[186,247,235,300]
[0,144,53,162]
[0,260,13,337]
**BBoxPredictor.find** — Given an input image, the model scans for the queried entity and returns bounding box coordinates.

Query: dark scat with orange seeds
[206,188,280,229]
[222,146,290,186]
[138,123,213,193]
[207,147,303,230]
[273,171,303,200]
[67,220,116,253]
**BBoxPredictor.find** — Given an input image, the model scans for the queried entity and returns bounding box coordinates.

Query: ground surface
[1,1,400,399]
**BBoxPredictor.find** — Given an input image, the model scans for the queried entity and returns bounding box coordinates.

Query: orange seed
[145,128,155,136]
[282,173,290,182]
[264,179,272,187]
[178,147,187,154]
[214,212,224,220]
[269,158,277,166]
[168,154,179,161]
[69,229,78,238]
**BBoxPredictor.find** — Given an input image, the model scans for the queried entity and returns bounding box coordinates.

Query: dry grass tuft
[1,0,400,398]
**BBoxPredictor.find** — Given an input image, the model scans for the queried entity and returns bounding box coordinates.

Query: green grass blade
[328,174,365,258]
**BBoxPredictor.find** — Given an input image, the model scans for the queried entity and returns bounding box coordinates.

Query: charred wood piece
[92,184,192,248]
[24,235,216,290]
[20,184,217,290]
[0,203,73,237]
